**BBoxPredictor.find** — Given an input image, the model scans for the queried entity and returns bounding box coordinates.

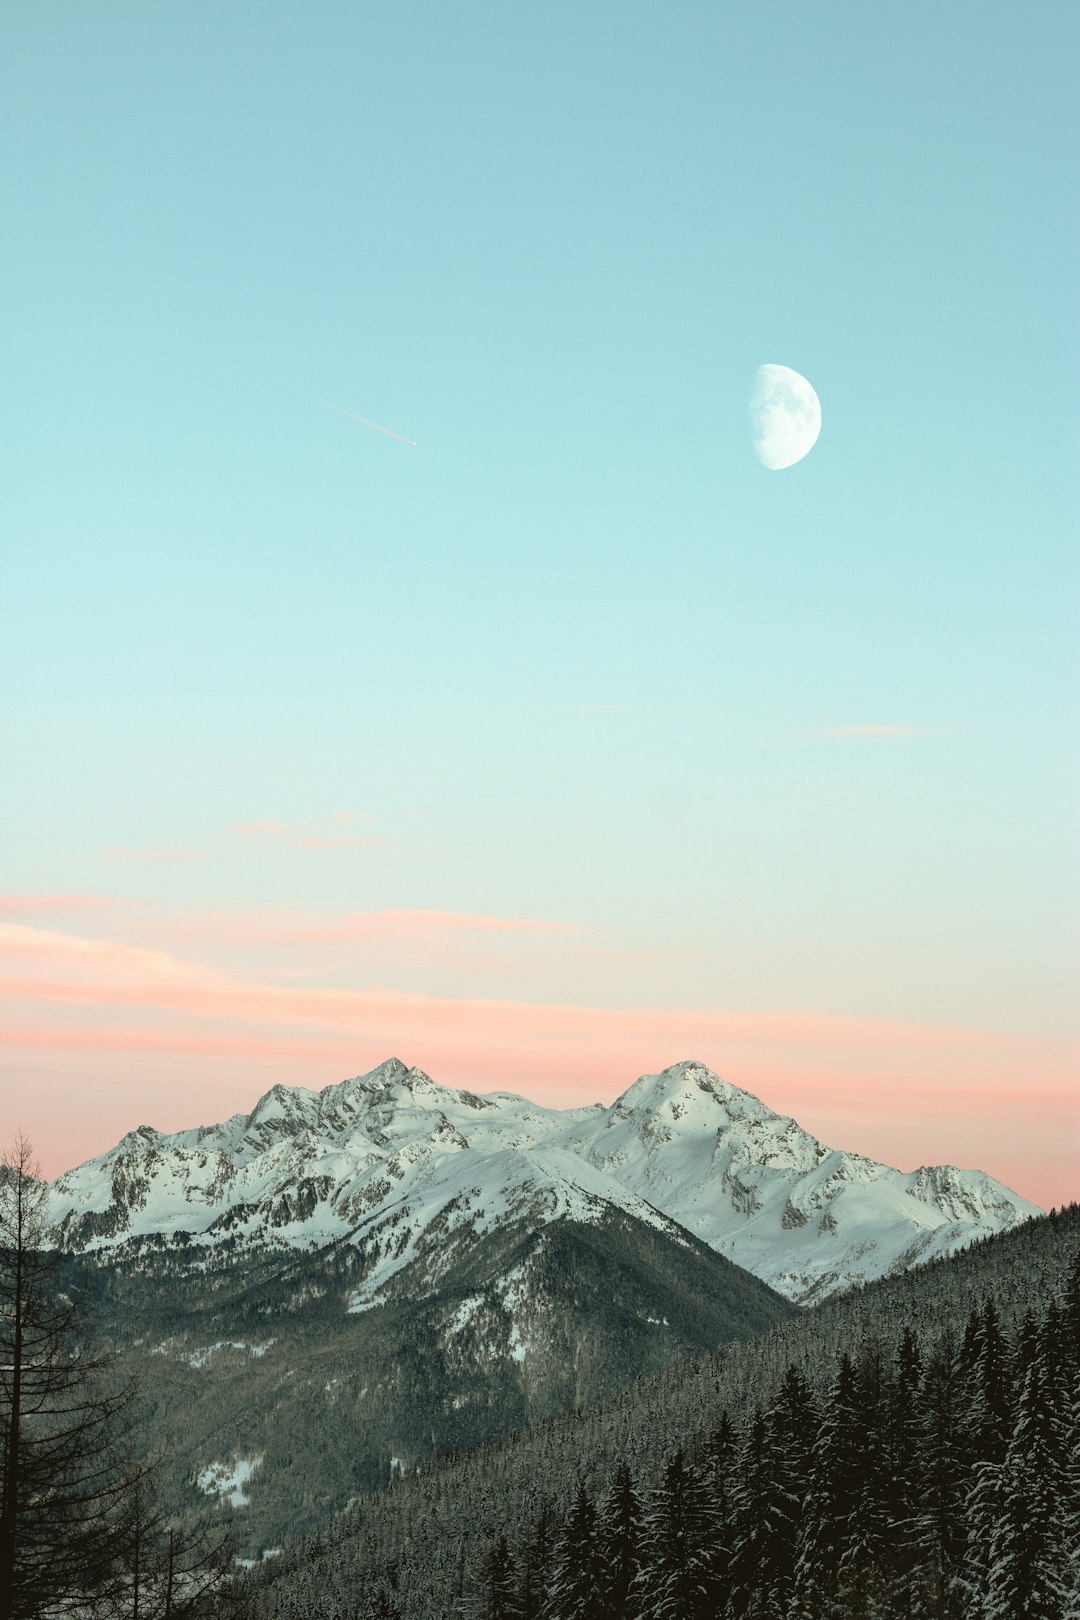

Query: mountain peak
[616,1059,744,1116]
[322,1057,438,1098]
[246,1083,314,1129]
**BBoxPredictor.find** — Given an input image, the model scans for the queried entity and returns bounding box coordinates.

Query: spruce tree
[634,1448,718,1620]
[765,1362,818,1612]
[1060,1249,1080,1385]
[478,1534,520,1620]
[700,1412,738,1607]
[728,1407,776,1614]
[911,1336,969,1620]
[546,1483,602,1620]
[598,1461,642,1620]
[793,1353,864,1620]
[963,1302,1012,1469]
[982,1344,1071,1620]
[880,1326,925,1619]
[520,1496,556,1620]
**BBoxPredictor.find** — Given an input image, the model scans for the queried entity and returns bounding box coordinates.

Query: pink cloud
[230,815,382,851]
[255,909,581,942]
[117,905,579,950]
[293,835,384,850]
[0,894,113,915]
[0,920,1074,1209]
[232,820,298,839]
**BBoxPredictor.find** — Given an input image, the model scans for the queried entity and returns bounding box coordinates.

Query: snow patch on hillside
[196,1454,263,1509]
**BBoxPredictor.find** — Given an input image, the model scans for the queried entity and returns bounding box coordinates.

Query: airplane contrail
[314,392,417,446]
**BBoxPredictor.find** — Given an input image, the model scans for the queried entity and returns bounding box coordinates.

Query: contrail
[313,392,417,446]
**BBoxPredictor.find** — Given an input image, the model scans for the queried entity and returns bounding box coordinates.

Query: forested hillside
[235,1204,1080,1619]
[68,1203,792,1556]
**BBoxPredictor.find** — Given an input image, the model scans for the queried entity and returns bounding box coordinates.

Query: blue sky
[1,2,1077,1194]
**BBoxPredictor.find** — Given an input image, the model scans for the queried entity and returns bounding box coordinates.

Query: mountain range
[42,1057,1046,1559]
[50,1056,1038,1305]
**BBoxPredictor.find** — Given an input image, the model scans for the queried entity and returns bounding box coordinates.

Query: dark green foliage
[228,1203,1080,1620]
[980,1343,1072,1620]
[634,1449,719,1620]
[546,1484,602,1619]
[598,1461,641,1620]
[477,1534,520,1620]
[793,1354,868,1617]
[519,1496,557,1620]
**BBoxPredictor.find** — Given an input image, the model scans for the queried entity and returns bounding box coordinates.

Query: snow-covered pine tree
[597,1460,642,1620]
[834,1338,896,1617]
[477,1534,520,1620]
[911,1334,970,1620]
[879,1326,927,1619]
[763,1362,818,1615]
[792,1352,864,1620]
[699,1410,738,1608]
[727,1406,774,1613]
[633,1447,719,1620]
[982,1336,1071,1620]
[545,1482,602,1620]
[1061,1250,1080,1386]
[966,1301,1012,1469]
[519,1495,557,1620]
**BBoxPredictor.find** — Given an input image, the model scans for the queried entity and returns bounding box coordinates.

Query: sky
[2,2,1077,1207]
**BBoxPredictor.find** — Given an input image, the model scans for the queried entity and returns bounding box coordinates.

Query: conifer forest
[234,1206,1080,1620]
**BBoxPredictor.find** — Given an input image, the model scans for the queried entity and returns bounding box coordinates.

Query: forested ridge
[67,1203,792,1556]
[235,1204,1080,1619]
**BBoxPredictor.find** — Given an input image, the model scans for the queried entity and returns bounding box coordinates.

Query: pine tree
[0,1135,139,1619]
[598,1461,642,1620]
[764,1362,818,1615]
[728,1407,776,1615]
[634,1448,718,1620]
[520,1496,557,1620]
[911,1336,969,1620]
[1060,1249,1080,1385]
[967,1302,1012,1468]
[879,1326,925,1619]
[793,1353,865,1619]
[1059,1358,1080,1619]
[478,1534,520,1620]
[982,1342,1071,1620]
[545,1483,602,1620]
[836,1338,895,1615]
[700,1411,738,1606]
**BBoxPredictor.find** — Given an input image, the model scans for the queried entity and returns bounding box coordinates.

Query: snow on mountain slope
[556,1060,1038,1300]
[48,1057,1040,1304]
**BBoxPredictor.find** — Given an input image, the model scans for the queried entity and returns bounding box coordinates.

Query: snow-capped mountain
[49,1057,1039,1304]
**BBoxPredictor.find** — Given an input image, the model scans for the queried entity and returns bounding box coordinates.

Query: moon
[749,363,821,470]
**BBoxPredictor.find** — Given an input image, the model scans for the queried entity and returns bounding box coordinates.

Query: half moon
[750,364,821,470]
